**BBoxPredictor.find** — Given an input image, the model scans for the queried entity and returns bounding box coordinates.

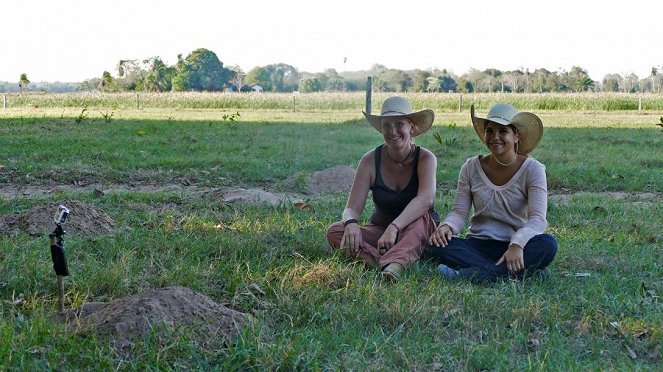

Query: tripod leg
[57,275,64,313]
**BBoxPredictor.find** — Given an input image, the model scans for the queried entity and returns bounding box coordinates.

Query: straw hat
[470,103,543,154]
[363,96,434,137]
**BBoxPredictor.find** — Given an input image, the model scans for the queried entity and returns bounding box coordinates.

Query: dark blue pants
[428,234,558,283]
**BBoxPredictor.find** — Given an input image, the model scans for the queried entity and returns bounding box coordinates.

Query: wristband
[343,218,358,227]
[389,222,400,232]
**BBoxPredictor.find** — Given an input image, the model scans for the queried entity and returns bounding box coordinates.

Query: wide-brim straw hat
[363,96,434,137]
[470,103,543,154]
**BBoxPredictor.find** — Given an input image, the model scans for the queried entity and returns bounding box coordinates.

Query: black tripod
[49,223,69,313]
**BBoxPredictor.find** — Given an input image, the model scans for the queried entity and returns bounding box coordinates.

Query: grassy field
[4,91,663,111]
[1,93,662,370]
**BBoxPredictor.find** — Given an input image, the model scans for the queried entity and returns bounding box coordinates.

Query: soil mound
[307,165,355,195]
[0,199,115,237]
[61,286,247,350]
[201,187,303,206]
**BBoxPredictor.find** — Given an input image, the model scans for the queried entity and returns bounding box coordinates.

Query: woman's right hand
[429,224,453,247]
[340,223,363,254]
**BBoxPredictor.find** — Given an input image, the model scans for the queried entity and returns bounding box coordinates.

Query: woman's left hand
[377,224,399,254]
[496,244,524,272]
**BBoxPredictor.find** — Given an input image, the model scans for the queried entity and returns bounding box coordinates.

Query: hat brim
[363,109,434,137]
[471,105,543,154]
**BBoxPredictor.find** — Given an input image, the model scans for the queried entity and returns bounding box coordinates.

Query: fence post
[292,95,296,112]
[365,76,372,114]
[3,95,6,109]
[458,94,462,112]
[638,96,642,111]
[136,93,140,110]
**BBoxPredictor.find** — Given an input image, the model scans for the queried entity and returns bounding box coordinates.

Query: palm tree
[18,73,30,94]
[574,76,595,92]
[651,67,658,93]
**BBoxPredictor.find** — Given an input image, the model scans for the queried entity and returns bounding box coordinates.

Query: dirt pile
[0,199,115,237]
[306,165,355,195]
[200,187,303,206]
[61,286,247,350]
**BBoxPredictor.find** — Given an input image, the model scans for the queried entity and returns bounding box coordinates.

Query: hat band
[487,114,513,123]
[381,110,409,115]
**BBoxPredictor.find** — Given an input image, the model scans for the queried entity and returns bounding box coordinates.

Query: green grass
[0,100,662,369]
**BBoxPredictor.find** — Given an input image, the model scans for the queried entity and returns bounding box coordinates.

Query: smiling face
[484,122,520,156]
[381,117,415,148]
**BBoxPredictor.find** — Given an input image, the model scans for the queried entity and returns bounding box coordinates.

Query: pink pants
[326,214,436,269]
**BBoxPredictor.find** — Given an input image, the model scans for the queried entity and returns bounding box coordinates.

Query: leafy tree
[245,66,272,91]
[602,74,622,92]
[18,73,30,93]
[531,68,550,93]
[171,54,189,92]
[439,75,457,92]
[299,77,323,92]
[426,75,457,92]
[77,78,103,92]
[182,48,230,91]
[375,69,411,92]
[411,69,431,92]
[622,73,640,93]
[266,63,299,92]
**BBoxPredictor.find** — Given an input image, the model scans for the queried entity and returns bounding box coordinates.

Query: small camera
[53,205,70,225]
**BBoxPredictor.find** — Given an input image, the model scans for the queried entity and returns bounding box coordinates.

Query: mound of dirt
[0,199,116,237]
[307,165,355,195]
[200,187,303,206]
[61,286,247,350]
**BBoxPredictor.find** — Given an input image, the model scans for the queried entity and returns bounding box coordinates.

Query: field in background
[3,91,663,111]
[0,94,661,369]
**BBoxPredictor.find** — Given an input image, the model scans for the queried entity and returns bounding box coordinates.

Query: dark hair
[483,121,518,134]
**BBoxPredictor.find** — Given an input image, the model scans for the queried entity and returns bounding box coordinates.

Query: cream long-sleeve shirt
[443,156,548,248]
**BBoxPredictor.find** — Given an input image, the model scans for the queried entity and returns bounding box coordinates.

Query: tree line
[3,48,663,94]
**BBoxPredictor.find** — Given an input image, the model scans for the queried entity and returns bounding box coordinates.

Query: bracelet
[389,222,400,232]
[343,218,358,227]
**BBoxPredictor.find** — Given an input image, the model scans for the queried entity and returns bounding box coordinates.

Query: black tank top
[369,145,438,228]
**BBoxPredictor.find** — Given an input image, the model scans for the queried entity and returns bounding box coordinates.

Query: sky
[2,0,662,83]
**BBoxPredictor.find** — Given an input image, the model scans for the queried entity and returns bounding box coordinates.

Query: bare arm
[339,151,374,251]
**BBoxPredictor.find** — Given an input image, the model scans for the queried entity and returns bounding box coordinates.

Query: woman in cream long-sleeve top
[428,103,558,283]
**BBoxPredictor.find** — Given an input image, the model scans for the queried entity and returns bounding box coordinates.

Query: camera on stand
[54,205,70,225]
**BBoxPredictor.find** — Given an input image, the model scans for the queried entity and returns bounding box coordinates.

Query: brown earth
[59,286,247,352]
[306,165,355,195]
[0,199,116,237]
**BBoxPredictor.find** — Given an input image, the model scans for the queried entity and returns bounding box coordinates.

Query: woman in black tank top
[325,96,439,281]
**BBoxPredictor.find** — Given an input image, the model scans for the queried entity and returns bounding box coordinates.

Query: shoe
[438,264,459,281]
[533,268,549,281]
[381,263,404,281]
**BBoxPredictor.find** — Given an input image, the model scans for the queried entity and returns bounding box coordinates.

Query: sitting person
[326,96,439,281]
[428,103,557,283]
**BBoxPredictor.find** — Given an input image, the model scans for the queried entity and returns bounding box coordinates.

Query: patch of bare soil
[199,187,303,206]
[306,165,356,195]
[0,199,115,237]
[59,286,247,352]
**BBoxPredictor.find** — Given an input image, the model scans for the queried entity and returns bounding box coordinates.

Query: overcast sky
[2,0,661,82]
